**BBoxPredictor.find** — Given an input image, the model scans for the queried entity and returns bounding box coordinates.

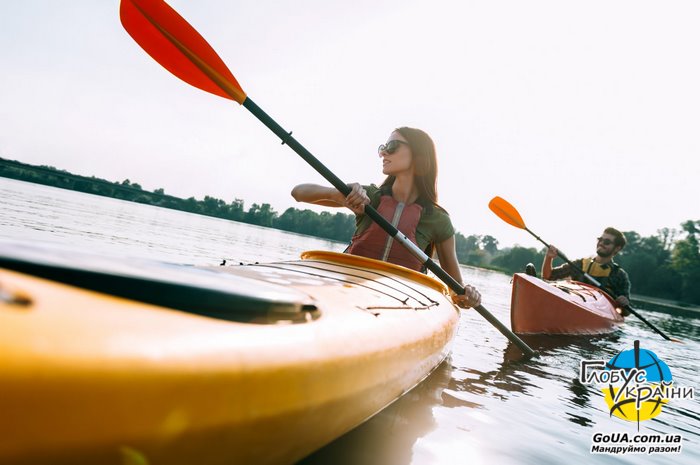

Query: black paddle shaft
[242,97,537,358]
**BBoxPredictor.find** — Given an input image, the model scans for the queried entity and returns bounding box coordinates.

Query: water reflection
[299,360,454,465]
[300,333,633,465]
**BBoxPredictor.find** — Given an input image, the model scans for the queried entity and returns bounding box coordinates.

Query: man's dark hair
[604,227,626,249]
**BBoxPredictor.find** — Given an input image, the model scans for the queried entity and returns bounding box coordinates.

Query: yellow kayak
[0,244,459,465]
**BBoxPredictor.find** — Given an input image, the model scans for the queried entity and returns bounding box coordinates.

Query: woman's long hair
[380,127,440,207]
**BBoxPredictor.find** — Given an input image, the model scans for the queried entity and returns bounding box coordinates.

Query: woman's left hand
[451,284,481,309]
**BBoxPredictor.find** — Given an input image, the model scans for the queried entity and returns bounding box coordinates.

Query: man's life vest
[581,257,620,296]
[581,257,617,278]
[345,195,424,271]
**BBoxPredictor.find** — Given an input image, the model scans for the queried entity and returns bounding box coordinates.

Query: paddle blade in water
[488,196,527,229]
[120,0,246,103]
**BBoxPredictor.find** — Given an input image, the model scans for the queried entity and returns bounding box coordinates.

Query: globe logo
[603,341,673,423]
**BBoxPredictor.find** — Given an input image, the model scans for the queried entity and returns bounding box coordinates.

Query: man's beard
[596,249,613,258]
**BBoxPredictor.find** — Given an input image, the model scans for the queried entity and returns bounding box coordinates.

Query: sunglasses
[597,237,615,246]
[378,139,409,155]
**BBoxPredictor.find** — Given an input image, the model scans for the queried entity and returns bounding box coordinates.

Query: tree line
[0,157,356,243]
[2,157,698,304]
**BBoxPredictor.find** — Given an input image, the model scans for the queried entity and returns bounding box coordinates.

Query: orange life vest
[345,195,424,271]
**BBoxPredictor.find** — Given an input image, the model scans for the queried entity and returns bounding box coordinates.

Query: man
[541,227,631,310]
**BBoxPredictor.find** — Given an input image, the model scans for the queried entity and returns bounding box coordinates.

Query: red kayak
[510,273,624,335]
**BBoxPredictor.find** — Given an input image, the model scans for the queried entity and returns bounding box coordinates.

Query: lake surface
[2,177,698,465]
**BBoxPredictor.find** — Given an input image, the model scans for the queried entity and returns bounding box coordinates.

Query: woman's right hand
[343,183,370,214]
[545,245,558,259]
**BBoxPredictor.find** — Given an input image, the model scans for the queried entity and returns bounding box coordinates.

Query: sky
[1,0,698,259]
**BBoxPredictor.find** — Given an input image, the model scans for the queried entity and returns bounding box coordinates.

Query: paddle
[488,196,601,286]
[119,0,537,358]
[488,196,681,342]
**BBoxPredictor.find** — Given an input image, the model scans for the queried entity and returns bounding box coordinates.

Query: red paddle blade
[120,0,246,104]
[488,196,527,230]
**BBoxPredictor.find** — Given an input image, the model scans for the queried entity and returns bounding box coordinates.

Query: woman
[291,127,481,308]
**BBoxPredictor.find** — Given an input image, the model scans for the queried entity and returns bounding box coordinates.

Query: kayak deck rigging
[550,281,602,303]
[243,261,440,309]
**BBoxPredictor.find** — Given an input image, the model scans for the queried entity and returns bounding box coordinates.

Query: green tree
[481,235,499,256]
[228,198,245,221]
[201,195,227,217]
[455,233,481,263]
[246,203,278,227]
[296,209,323,236]
[617,230,678,298]
[491,246,544,274]
[329,212,355,242]
[182,196,201,214]
[276,207,301,232]
[671,220,700,303]
[274,208,353,241]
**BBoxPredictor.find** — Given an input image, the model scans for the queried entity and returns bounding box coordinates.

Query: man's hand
[545,245,559,259]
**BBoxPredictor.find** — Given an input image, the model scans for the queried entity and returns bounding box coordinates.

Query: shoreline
[630,295,700,319]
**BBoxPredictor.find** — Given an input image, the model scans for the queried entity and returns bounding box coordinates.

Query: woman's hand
[451,283,481,309]
[545,245,559,259]
[343,183,370,214]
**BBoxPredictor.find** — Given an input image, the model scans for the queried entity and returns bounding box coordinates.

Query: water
[2,177,698,464]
